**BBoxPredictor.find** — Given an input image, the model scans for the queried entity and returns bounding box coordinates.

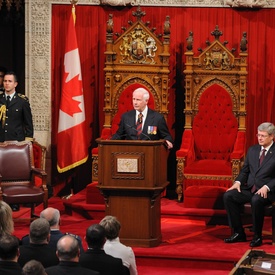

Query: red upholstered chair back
[192,84,238,161]
[0,142,33,182]
[0,141,48,218]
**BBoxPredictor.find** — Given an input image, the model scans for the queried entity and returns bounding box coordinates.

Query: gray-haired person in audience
[21,207,84,252]
[18,218,59,268]
[100,215,137,275]
[22,260,47,275]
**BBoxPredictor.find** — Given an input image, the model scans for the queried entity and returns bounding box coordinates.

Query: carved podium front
[96,139,169,247]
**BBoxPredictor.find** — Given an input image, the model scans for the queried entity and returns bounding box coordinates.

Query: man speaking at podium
[111,87,173,149]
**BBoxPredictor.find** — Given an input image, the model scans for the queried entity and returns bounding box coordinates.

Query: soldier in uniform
[0,71,34,212]
[0,71,33,142]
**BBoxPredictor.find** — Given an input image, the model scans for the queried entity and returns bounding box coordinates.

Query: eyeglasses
[256,134,270,138]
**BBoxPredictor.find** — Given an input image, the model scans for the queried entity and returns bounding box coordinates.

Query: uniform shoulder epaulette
[18,93,29,101]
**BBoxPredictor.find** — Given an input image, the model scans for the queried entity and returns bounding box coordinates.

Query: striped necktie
[259,149,266,166]
[136,113,143,139]
[251,149,267,193]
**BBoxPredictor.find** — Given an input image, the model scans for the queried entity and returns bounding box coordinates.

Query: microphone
[125,123,151,140]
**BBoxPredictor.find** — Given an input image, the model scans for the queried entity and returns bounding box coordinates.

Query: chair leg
[30,204,39,219]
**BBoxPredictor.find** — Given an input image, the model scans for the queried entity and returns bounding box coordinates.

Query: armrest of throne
[230,131,246,179]
[176,129,195,201]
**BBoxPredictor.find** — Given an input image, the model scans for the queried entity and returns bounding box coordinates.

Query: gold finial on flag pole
[70,0,78,24]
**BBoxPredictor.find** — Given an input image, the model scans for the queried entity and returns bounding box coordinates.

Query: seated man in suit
[80,224,126,275]
[18,218,59,268]
[224,122,275,247]
[111,87,173,149]
[45,235,99,275]
[21,207,84,252]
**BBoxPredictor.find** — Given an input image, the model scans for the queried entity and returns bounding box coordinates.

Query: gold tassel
[0,105,6,128]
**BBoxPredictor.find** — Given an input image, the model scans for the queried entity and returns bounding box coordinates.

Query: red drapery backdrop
[51,5,275,192]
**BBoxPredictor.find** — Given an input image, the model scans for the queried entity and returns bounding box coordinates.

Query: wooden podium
[96,139,169,247]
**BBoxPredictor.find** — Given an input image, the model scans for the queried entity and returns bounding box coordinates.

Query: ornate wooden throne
[176,26,248,210]
[91,7,171,187]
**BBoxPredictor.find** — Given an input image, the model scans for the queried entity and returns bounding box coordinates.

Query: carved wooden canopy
[183,25,248,132]
[103,6,171,129]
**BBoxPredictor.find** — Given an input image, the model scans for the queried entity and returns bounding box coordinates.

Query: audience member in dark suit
[18,218,59,268]
[45,235,99,275]
[224,122,275,247]
[100,216,136,275]
[0,234,22,275]
[111,87,173,149]
[22,260,46,275]
[80,223,126,275]
[21,207,84,252]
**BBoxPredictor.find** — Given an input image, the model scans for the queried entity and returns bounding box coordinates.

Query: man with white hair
[111,87,173,149]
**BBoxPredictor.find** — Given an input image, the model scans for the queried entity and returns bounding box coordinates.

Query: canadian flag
[57,7,88,173]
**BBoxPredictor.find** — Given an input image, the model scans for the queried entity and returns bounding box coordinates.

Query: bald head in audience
[56,235,80,262]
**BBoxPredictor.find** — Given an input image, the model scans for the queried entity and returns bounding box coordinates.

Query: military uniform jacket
[0,91,33,142]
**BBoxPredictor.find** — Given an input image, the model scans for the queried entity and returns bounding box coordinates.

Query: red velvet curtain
[52,5,275,190]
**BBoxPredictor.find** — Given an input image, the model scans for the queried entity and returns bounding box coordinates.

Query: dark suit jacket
[0,91,33,142]
[79,248,126,275]
[18,243,59,268]
[237,143,275,192]
[21,230,84,252]
[46,261,99,275]
[111,108,173,143]
[0,261,22,275]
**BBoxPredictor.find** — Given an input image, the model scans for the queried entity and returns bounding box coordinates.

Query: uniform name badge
[147,126,157,135]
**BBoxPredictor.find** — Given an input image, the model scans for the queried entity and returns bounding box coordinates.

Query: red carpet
[13,190,275,274]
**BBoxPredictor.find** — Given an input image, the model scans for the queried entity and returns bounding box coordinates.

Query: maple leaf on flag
[60,74,83,117]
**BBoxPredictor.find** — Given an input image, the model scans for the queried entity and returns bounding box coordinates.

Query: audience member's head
[29,218,50,244]
[99,216,121,240]
[40,207,60,229]
[22,260,47,275]
[85,224,106,249]
[56,235,80,262]
[0,200,14,235]
[0,234,19,261]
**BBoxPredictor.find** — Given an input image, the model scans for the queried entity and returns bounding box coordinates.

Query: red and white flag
[57,6,88,173]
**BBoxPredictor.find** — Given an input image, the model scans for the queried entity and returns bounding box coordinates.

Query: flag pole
[61,0,81,200]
